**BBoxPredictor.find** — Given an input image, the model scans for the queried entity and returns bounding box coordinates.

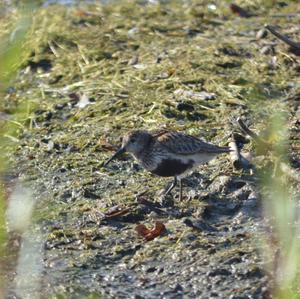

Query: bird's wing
[153,130,229,155]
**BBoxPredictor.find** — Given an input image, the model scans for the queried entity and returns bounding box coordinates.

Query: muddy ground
[1,1,300,298]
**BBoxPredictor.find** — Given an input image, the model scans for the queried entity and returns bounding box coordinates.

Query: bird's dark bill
[103,147,125,166]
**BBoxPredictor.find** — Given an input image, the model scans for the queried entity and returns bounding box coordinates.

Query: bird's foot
[156,188,174,206]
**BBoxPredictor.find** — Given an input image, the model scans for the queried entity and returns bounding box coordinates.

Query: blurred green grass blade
[0,3,35,87]
[0,3,36,296]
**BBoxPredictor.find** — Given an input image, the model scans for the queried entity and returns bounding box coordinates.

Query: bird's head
[103,130,152,166]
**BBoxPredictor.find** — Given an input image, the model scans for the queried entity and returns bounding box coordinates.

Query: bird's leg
[179,178,183,201]
[164,176,177,197]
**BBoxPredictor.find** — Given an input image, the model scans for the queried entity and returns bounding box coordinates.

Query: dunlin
[104,130,230,200]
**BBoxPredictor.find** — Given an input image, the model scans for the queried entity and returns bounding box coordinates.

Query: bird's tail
[215,146,231,153]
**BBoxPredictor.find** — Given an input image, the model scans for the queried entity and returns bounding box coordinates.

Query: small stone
[128,27,139,37]
[54,103,66,110]
[256,28,268,40]
[128,56,139,65]
[260,45,275,55]
[47,140,54,151]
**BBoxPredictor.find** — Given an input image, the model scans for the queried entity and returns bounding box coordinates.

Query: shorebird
[103,130,230,200]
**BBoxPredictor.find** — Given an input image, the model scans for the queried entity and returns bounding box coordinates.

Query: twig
[236,118,269,147]
[230,4,253,18]
[103,207,130,220]
[270,13,300,18]
[265,25,300,51]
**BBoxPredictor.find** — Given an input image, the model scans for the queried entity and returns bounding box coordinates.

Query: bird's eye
[130,138,136,143]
